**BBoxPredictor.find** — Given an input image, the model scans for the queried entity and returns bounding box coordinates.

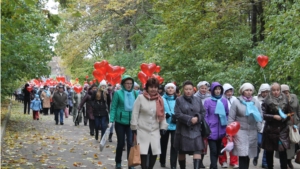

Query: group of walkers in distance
[18,75,299,169]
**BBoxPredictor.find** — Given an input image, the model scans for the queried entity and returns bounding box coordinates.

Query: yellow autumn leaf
[93,153,98,159]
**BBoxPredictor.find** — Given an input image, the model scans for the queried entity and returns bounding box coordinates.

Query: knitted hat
[258,83,270,95]
[281,84,290,92]
[35,94,39,98]
[197,81,210,90]
[99,80,107,87]
[239,83,255,95]
[164,83,176,91]
[134,82,140,87]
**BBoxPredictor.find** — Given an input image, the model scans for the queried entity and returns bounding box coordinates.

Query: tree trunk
[251,0,257,47]
[257,0,265,41]
[124,17,132,52]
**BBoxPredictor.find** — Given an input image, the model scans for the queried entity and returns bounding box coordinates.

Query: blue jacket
[30,99,42,111]
[162,94,176,130]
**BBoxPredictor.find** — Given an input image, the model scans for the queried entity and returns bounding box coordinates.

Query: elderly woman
[41,86,51,115]
[262,83,292,169]
[228,83,262,169]
[253,83,270,168]
[72,86,85,126]
[174,80,205,169]
[278,84,300,169]
[131,78,168,169]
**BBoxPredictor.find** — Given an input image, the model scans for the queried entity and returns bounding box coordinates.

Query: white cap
[99,80,107,87]
[197,81,210,89]
[134,82,140,87]
[281,84,290,92]
[164,83,176,91]
[258,83,270,95]
[239,83,255,95]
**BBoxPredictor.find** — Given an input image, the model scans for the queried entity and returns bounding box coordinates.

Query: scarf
[241,100,262,122]
[143,90,165,122]
[46,90,51,97]
[124,90,135,111]
[242,96,253,102]
[183,95,193,103]
[194,91,211,100]
[210,96,227,126]
[269,93,287,119]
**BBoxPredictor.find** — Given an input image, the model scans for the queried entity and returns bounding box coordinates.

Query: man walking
[52,85,67,125]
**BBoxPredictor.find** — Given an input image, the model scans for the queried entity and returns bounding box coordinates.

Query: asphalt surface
[2,102,300,169]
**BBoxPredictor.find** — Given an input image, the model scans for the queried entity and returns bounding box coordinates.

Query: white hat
[239,83,255,95]
[223,83,234,94]
[99,80,107,87]
[134,82,140,87]
[258,83,270,95]
[40,86,44,89]
[164,83,176,91]
[197,81,210,89]
[281,84,290,92]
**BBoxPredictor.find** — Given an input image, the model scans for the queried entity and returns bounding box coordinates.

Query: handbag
[295,149,300,164]
[128,134,141,167]
[201,118,211,138]
[100,127,111,152]
[64,107,69,118]
[289,125,300,143]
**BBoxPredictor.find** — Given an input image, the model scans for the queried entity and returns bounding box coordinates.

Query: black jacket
[91,91,111,117]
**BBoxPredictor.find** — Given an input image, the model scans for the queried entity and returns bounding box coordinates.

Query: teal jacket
[162,94,176,130]
[110,75,138,125]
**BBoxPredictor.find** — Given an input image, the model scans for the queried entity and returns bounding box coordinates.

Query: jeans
[54,109,64,124]
[89,119,95,135]
[208,139,223,169]
[266,150,287,169]
[114,122,133,163]
[160,130,177,168]
[95,116,107,139]
[254,133,267,166]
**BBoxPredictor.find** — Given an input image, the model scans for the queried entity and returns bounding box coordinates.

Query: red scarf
[143,90,165,122]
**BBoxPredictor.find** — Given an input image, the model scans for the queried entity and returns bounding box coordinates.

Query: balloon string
[261,67,267,83]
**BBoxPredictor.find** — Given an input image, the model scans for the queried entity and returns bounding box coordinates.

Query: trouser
[219,137,238,165]
[82,107,88,124]
[54,109,64,124]
[208,139,222,169]
[266,150,287,169]
[69,106,73,115]
[89,119,95,134]
[95,116,108,139]
[40,100,43,114]
[110,122,114,134]
[24,99,30,114]
[114,122,133,163]
[33,111,39,120]
[254,133,267,166]
[43,108,49,115]
[160,130,177,168]
[239,156,250,169]
[50,103,54,114]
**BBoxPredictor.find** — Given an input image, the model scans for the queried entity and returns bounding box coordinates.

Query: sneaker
[222,162,228,168]
[231,164,239,169]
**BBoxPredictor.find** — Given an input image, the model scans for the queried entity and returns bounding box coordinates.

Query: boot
[200,154,206,168]
[193,159,200,169]
[95,131,98,140]
[148,155,157,169]
[179,160,186,169]
[141,155,148,169]
[115,163,121,169]
[287,159,294,169]
[109,133,113,142]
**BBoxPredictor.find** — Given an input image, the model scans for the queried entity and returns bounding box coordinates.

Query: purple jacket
[204,82,229,140]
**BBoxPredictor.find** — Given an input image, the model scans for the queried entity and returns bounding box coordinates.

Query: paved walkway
[2,102,300,169]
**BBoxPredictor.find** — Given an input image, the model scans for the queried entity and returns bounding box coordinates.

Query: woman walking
[72,86,85,126]
[228,83,263,169]
[131,78,168,169]
[41,86,51,115]
[109,75,138,169]
[204,82,229,169]
[174,80,206,169]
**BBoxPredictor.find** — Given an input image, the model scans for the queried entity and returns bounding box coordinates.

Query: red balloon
[75,78,79,81]
[120,67,126,74]
[92,69,105,82]
[107,75,121,86]
[26,86,33,92]
[106,64,122,77]
[56,76,66,83]
[94,60,108,70]
[226,121,241,136]
[93,79,96,83]
[138,71,148,85]
[89,81,93,85]
[141,63,157,77]
[85,75,89,79]
[152,74,164,84]
[257,55,269,68]
[155,66,161,73]
[74,85,83,94]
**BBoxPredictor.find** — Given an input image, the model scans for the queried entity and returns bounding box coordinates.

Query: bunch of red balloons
[138,63,164,86]
[92,60,126,86]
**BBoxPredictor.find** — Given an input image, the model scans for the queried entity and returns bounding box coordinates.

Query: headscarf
[143,90,165,122]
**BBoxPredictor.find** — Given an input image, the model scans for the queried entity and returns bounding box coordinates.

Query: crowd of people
[19,76,299,169]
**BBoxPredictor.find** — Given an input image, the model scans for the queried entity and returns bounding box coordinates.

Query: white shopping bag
[100,127,111,152]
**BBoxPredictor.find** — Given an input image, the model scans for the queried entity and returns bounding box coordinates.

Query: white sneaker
[231,164,239,169]
[222,162,228,168]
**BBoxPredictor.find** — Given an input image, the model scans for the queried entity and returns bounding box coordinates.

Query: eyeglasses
[124,83,133,85]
